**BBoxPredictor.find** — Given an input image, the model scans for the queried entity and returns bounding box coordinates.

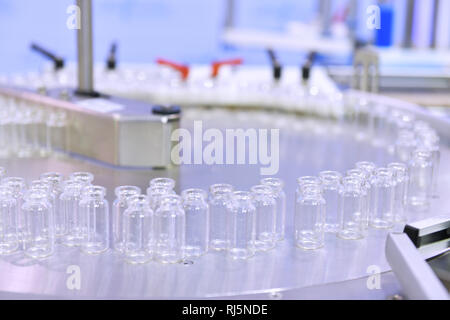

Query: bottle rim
[115,185,141,198]
[159,194,181,204]
[149,177,175,189]
[83,185,106,197]
[209,183,234,195]
[40,172,63,183]
[250,184,273,195]
[296,176,320,186]
[70,172,94,184]
[181,188,207,200]
[232,191,252,200]
[147,185,172,197]
[260,177,284,189]
[2,177,26,187]
[319,171,342,184]
[126,194,150,206]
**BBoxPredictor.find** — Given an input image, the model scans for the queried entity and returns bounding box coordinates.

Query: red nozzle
[210,58,243,78]
[156,58,190,81]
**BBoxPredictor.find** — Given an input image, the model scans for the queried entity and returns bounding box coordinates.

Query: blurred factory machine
[0,0,448,300]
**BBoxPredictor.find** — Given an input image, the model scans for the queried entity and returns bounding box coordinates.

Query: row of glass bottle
[0,94,67,158]
[344,95,440,164]
[295,151,436,250]
[3,65,344,118]
[349,96,440,195]
[0,171,287,263]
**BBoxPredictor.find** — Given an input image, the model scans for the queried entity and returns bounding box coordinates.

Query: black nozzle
[106,42,117,70]
[267,49,277,64]
[30,43,64,71]
[273,62,282,81]
[301,62,311,83]
[266,48,283,82]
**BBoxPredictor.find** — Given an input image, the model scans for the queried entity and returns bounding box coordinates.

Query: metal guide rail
[0,86,179,168]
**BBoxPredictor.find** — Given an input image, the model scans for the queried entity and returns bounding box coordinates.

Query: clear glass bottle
[387,163,408,223]
[407,149,433,210]
[29,180,55,207]
[69,172,94,186]
[22,190,54,259]
[368,104,389,147]
[251,185,277,252]
[40,172,64,238]
[0,186,19,254]
[16,106,35,158]
[181,189,209,257]
[0,109,12,158]
[318,171,342,233]
[346,168,370,229]
[46,110,67,154]
[355,161,377,178]
[417,133,440,198]
[112,186,141,252]
[227,191,256,259]
[296,176,322,204]
[295,185,325,249]
[395,130,417,162]
[149,177,176,190]
[260,178,286,241]
[337,177,365,240]
[208,183,233,251]
[60,180,84,247]
[147,185,172,212]
[154,194,185,264]
[123,194,153,264]
[2,177,27,241]
[80,186,109,254]
[370,168,395,229]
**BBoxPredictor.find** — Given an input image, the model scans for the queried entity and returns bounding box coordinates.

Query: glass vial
[154,194,185,264]
[395,130,417,162]
[112,186,141,252]
[251,185,277,252]
[370,168,395,229]
[418,136,440,198]
[147,185,172,212]
[407,149,433,210]
[0,111,12,158]
[337,177,365,240]
[69,172,94,186]
[260,178,286,241]
[208,183,233,251]
[123,194,153,264]
[355,161,377,178]
[60,180,84,247]
[346,168,370,229]
[80,186,109,254]
[227,191,256,259]
[2,177,27,241]
[318,171,342,233]
[181,188,209,258]
[0,186,19,254]
[22,190,54,259]
[149,177,176,190]
[295,185,325,249]
[387,163,408,223]
[40,172,64,238]
[46,110,67,154]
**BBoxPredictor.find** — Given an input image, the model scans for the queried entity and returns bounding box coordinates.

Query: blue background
[0,0,427,73]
